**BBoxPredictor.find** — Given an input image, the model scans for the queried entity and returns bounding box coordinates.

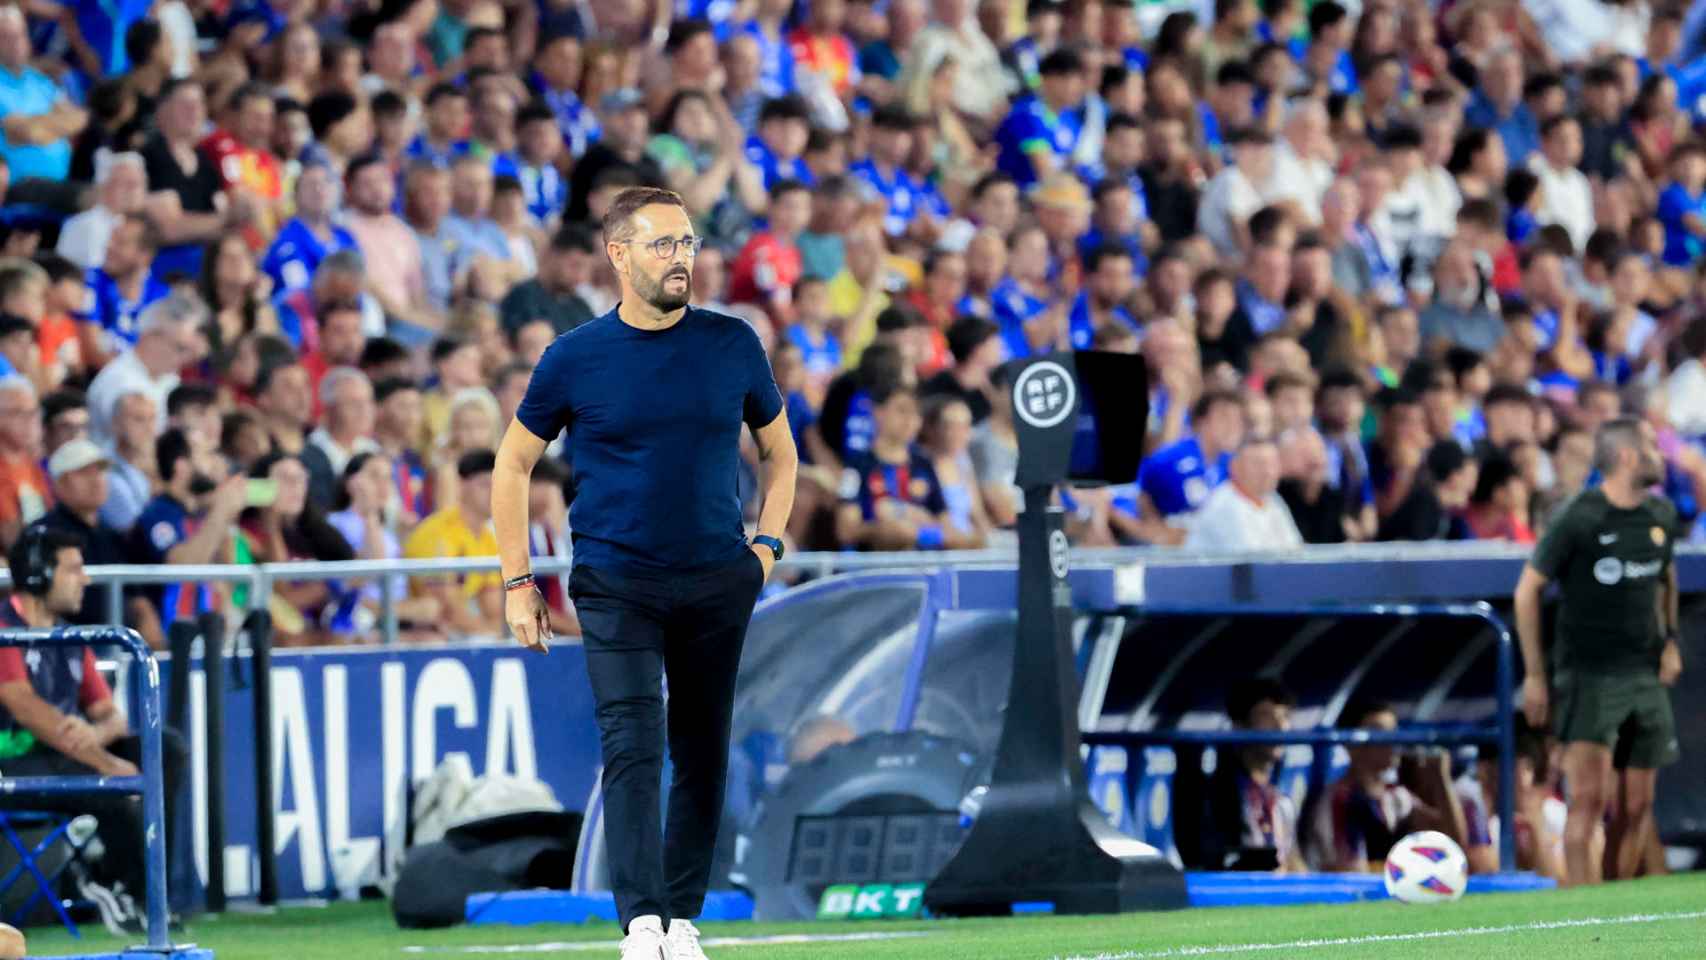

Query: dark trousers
[569,552,764,932]
[0,729,189,898]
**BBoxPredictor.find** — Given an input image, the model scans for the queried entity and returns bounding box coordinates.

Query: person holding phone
[124,427,247,630]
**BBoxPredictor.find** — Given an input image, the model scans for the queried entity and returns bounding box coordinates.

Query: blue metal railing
[0,627,174,954]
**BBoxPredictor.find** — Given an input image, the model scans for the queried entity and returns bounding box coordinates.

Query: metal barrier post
[379,570,397,646]
[249,609,278,907]
[200,613,227,913]
[1494,613,1517,872]
[107,580,124,629]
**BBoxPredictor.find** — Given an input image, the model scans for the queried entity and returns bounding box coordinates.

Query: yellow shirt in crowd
[402,505,502,597]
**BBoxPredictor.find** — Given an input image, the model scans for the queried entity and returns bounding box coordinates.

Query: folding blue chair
[0,809,91,936]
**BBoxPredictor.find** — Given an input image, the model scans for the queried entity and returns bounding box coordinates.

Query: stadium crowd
[0,0,1695,649]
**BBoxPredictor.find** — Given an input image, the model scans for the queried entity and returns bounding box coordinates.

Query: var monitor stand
[924,352,1187,916]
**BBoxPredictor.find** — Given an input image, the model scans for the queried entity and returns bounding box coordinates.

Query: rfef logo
[816,883,927,920]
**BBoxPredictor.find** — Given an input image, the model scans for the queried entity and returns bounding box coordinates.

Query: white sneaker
[620,915,671,960]
[667,919,708,960]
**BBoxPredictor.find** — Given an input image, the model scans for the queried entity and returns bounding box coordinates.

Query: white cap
[48,439,110,480]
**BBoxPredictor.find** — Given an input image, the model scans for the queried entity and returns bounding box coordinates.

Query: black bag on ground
[391,810,583,928]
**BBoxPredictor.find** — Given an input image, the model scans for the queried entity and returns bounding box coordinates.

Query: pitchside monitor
[1010,351,1148,488]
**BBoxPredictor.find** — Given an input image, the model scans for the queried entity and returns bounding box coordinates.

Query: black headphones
[17,525,53,597]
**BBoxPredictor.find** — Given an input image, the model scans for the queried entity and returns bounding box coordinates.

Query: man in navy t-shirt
[491,187,797,959]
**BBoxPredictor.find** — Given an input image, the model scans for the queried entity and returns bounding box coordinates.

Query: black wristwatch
[752,535,784,562]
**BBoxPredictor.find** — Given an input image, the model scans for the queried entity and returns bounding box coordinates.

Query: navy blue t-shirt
[515,305,784,574]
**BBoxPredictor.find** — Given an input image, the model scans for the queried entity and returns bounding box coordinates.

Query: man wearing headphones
[0,525,187,933]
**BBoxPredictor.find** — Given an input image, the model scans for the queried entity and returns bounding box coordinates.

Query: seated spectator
[141,78,242,280]
[1308,699,1470,873]
[1464,453,1536,543]
[308,367,380,480]
[200,233,279,365]
[1277,426,1350,544]
[835,384,973,550]
[35,255,89,388]
[343,155,436,339]
[252,356,337,507]
[87,292,205,448]
[445,153,527,301]
[0,7,87,186]
[1420,243,1502,353]
[969,362,1021,528]
[126,429,248,629]
[325,452,443,643]
[918,395,991,549]
[1456,718,1564,880]
[921,316,1001,425]
[1129,390,1247,545]
[1183,677,1306,873]
[260,160,359,295]
[0,527,186,935]
[98,391,158,533]
[240,453,357,646]
[730,178,812,323]
[373,378,430,526]
[420,336,487,450]
[1185,435,1302,552]
[430,387,502,523]
[498,223,596,339]
[402,450,504,636]
[34,439,161,643]
[301,300,370,403]
[272,250,370,360]
[40,388,88,457]
[0,375,48,547]
[56,152,146,272]
[0,263,45,397]
[1378,439,1478,541]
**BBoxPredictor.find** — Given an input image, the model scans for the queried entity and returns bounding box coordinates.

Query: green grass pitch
[18,874,1705,959]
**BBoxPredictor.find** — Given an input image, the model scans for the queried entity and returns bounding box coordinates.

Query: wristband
[503,574,535,592]
[917,525,944,550]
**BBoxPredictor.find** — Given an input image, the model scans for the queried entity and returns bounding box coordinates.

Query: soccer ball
[1382,831,1468,904]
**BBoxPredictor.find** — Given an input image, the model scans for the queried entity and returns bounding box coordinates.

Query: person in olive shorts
[1514,416,1683,887]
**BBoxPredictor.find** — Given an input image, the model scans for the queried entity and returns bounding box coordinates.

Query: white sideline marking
[1055,910,1706,960]
[402,930,930,953]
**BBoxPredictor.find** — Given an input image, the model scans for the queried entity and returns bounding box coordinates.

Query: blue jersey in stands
[839,447,948,522]
[744,136,814,191]
[1077,228,1149,278]
[518,161,567,224]
[404,135,472,168]
[83,268,170,349]
[261,217,360,294]
[678,0,740,37]
[127,494,216,628]
[1067,290,1140,350]
[1657,182,1706,266]
[849,158,950,236]
[739,20,796,96]
[786,324,842,380]
[537,83,600,158]
[994,94,1082,190]
[991,276,1049,358]
[1138,435,1229,517]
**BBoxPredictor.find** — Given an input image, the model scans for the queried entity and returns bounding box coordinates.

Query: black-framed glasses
[630,235,704,260]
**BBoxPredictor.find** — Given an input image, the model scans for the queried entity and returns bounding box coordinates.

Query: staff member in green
[1514,416,1683,888]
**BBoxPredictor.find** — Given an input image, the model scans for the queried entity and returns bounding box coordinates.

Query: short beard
[635,265,692,312]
